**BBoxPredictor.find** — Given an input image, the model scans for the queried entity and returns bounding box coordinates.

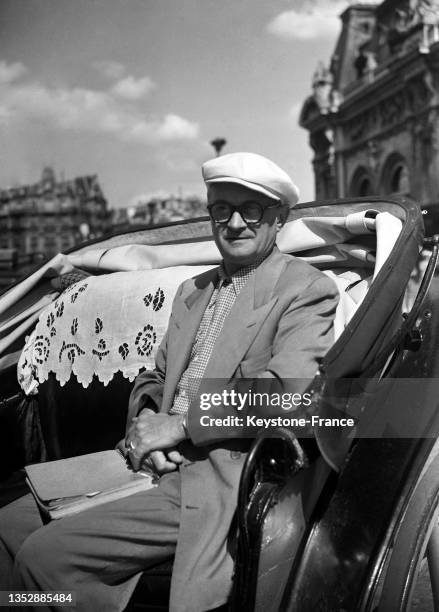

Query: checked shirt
[169,258,265,415]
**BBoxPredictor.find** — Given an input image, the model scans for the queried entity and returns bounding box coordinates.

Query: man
[0,152,338,611]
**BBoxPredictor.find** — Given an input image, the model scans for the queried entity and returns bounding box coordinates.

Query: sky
[0,0,369,209]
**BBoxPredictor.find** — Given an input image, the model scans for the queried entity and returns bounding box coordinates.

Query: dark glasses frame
[207,200,281,224]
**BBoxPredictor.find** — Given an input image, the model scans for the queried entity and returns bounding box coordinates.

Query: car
[0,195,437,611]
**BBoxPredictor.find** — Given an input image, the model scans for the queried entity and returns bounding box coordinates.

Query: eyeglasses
[207,200,280,225]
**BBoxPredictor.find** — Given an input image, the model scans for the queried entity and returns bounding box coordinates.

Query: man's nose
[227,210,247,230]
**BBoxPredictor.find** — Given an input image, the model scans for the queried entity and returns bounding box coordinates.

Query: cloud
[0,60,199,144]
[125,114,199,143]
[155,114,199,140]
[94,62,156,101]
[93,60,126,80]
[267,1,347,41]
[0,60,27,84]
[111,75,156,100]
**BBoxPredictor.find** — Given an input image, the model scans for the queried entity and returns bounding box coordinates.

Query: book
[25,449,158,521]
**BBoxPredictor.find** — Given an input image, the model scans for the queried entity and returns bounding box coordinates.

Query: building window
[381,154,411,196]
[390,164,410,194]
[350,167,374,197]
[45,238,57,250]
[358,177,373,196]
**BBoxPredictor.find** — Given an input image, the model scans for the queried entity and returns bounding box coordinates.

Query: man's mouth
[224,235,251,241]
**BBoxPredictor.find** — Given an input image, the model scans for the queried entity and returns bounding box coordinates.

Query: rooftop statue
[416,0,439,52]
[312,62,334,114]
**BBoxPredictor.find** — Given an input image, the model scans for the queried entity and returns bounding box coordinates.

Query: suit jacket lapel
[165,269,217,400]
[203,247,286,380]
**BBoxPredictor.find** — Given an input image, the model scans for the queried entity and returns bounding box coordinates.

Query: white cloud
[93,60,126,80]
[111,75,156,100]
[126,114,199,143]
[156,114,199,140]
[267,1,347,41]
[0,60,199,144]
[94,61,156,101]
[0,60,27,84]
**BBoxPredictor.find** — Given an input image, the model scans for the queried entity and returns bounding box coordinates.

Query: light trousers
[0,471,181,612]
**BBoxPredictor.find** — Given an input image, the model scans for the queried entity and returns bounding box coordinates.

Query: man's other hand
[144,449,183,475]
[126,410,186,471]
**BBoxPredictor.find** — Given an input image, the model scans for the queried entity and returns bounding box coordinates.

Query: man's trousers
[0,471,181,612]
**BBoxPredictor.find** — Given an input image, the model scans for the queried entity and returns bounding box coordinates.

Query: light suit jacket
[127,246,339,612]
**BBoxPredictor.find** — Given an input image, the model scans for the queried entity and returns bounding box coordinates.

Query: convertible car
[0,195,438,611]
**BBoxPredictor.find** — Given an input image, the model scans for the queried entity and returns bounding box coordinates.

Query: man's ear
[276,205,289,229]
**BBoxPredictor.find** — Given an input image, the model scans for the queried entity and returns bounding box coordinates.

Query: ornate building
[0,168,110,256]
[0,168,110,288]
[300,0,439,229]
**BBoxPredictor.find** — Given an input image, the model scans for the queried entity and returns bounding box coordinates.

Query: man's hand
[119,439,183,475]
[125,409,187,471]
[145,449,183,475]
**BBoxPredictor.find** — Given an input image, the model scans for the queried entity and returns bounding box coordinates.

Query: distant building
[299,0,439,231]
[0,167,110,256]
[110,208,132,233]
[109,195,206,235]
[0,168,110,289]
[127,195,206,226]
[0,168,208,290]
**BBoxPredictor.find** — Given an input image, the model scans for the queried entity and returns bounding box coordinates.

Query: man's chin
[221,250,257,270]
[220,241,253,259]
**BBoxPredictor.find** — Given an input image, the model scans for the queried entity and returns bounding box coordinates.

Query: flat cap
[202,152,300,206]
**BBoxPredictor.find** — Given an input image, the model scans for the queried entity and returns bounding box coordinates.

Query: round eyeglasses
[207,200,280,225]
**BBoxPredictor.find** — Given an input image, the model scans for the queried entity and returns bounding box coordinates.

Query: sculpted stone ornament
[417,0,439,52]
[346,74,433,144]
[311,62,341,115]
[312,62,333,115]
[394,6,416,33]
[367,140,382,174]
[355,50,378,79]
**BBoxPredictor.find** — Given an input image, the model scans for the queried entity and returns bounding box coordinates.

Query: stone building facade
[0,168,110,288]
[300,0,439,228]
[0,168,110,257]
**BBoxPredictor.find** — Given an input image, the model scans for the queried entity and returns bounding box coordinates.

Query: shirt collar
[218,251,271,293]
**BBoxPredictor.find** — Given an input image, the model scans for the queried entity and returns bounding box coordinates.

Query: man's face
[207,182,284,271]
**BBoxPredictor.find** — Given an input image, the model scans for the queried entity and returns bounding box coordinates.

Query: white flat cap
[202,152,300,206]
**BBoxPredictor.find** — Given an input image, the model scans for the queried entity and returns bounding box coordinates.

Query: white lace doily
[18,266,214,392]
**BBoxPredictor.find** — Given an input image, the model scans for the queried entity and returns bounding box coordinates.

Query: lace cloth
[18,266,213,394]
